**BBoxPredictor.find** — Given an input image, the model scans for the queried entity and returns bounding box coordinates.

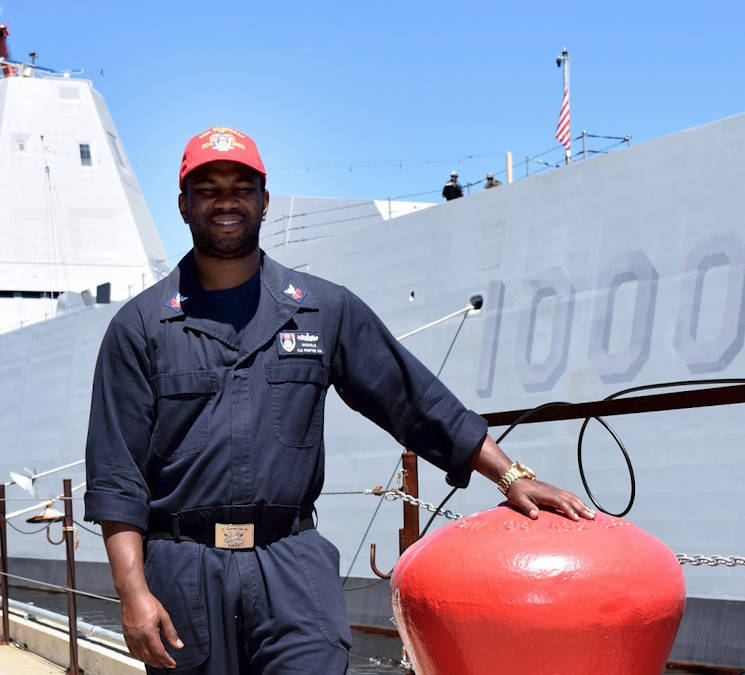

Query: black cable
[415,311,475,536]
[419,487,458,538]
[493,401,572,446]
[342,577,389,592]
[73,519,104,537]
[604,377,745,399]
[577,415,635,517]
[435,311,470,379]
[417,401,575,538]
[577,378,745,516]
[422,378,745,527]
[5,521,52,535]
[342,307,475,583]
[342,457,401,588]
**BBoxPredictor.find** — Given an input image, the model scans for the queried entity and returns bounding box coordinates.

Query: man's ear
[178,192,188,224]
[262,190,270,221]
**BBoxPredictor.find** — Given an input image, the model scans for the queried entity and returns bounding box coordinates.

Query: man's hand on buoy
[506,478,596,521]
[470,435,596,521]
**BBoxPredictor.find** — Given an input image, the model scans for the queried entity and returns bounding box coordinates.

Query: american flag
[555,87,571,150]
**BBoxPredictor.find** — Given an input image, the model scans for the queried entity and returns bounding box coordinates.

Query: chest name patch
[278,331,323,356]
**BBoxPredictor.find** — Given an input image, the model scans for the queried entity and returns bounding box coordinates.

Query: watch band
[498,461,536,495]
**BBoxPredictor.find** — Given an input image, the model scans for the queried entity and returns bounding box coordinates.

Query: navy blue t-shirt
[200,271,261,337]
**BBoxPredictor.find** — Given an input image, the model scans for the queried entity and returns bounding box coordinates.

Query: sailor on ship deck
[84,126,595,674]
[442,170,464,200]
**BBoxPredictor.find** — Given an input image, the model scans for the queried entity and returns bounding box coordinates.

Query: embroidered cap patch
[278,331,323,356]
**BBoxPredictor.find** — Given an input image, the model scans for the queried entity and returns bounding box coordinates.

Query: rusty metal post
[369,450,421,578]
[398,452,419,675]
[62,479,81,674]
[0,485,9,645]
[398,451,420,554]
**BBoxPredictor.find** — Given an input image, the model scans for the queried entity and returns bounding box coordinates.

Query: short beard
[190,224,260,260]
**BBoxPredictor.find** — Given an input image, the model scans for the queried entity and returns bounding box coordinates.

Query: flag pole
[556,47,572,165]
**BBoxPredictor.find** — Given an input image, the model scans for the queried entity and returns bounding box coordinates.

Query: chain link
[363,654,414,672]
[383,490,462,521]
[378,490,745,566]
[677,553,745,567]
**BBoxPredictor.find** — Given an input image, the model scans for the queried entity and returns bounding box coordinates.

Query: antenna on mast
[555,47,572,165]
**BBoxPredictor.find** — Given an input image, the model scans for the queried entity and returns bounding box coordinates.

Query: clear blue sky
[2,1,743,261]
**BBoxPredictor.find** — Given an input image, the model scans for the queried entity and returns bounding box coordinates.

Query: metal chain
[384,489,462,521]
[362,655,414,672]
[677,554,745,567]
[377,489,745,566]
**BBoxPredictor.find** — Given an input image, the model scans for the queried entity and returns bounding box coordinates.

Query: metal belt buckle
[215,523,254,549]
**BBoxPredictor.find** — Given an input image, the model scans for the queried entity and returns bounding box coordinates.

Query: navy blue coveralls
[84,251,488,674]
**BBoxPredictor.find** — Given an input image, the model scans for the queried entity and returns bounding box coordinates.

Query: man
[85,126,594,674]
[441,170,463,200]
[484,171,502,189]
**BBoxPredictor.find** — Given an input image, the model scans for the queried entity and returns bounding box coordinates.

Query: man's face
[178,160,269,259]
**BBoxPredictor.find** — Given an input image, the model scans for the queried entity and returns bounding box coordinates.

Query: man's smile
[210,214,245,228]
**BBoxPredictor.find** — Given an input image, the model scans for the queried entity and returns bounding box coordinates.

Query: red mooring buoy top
[391,505,685,675]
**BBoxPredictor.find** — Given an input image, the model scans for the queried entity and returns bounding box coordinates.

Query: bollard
[0,485,9,645]
[391,505,685,675]
[62,479,81,675]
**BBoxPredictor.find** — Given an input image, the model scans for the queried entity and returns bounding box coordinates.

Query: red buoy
[391,505,685,675]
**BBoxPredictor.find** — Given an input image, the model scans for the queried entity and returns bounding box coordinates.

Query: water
[7,588,715,674]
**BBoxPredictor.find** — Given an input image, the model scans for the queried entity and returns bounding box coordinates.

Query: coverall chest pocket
[150,370,217,460]
[266,361,328,447]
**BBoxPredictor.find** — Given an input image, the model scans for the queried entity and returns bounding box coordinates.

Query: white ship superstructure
[0,48,167,578]
[0,62,167,332]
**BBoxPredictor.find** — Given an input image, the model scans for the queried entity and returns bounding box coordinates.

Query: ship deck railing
[261,131,631,252]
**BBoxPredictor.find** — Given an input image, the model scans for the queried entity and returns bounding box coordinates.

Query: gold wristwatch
[498,461,536,494]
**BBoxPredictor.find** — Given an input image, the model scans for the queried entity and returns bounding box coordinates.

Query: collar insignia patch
[167,292,188,312]
[283,283,304,303]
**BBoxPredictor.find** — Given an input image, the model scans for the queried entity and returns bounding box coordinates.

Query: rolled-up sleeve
[330,290,487,488]
[84,304,153,530]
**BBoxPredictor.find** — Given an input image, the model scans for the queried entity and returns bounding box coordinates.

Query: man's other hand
[121,588,183,668]
[100,521,184,669]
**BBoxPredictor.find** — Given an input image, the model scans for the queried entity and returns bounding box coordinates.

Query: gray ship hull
[1,113,744,667]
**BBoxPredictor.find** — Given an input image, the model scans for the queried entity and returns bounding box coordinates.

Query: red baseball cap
[179,126,266,189]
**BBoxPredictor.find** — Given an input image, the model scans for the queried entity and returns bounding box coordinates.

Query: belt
[148,503,315,549]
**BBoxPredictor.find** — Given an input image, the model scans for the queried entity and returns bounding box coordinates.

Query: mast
[556,47,571,165]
